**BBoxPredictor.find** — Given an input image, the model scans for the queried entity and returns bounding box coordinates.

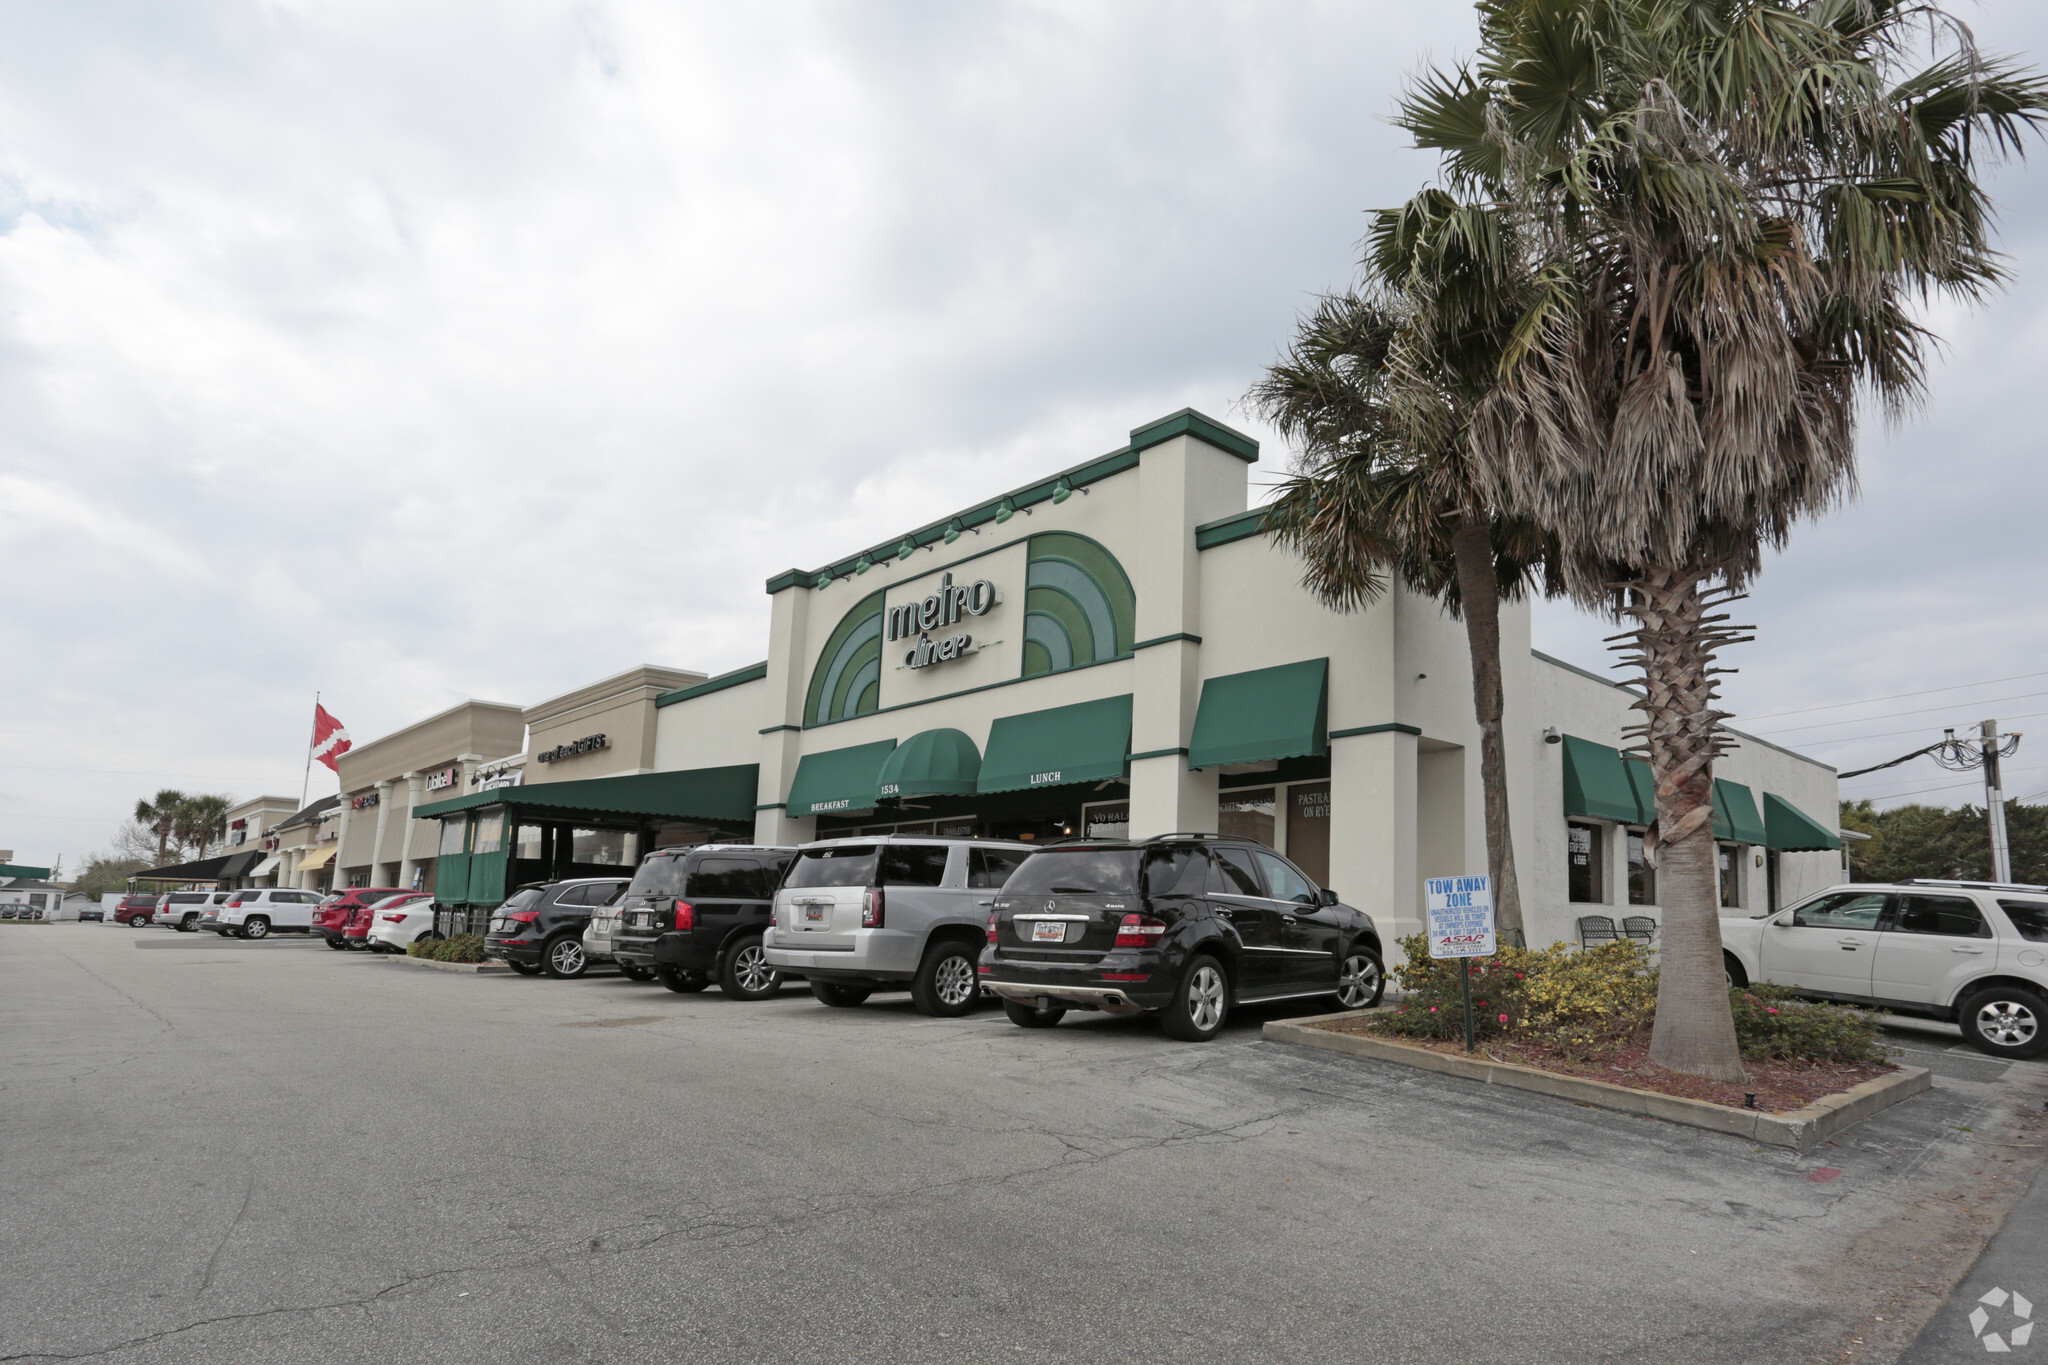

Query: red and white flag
[311,704,352,772]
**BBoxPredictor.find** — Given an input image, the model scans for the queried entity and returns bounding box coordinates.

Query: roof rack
[1143,832,1225,843]
[1899,877,2048,893]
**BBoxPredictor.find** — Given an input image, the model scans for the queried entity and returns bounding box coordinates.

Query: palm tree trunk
[1618,569,1746,1082]
[1448,516,1524,945]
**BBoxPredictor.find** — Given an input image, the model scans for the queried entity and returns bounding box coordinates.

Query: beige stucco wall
[523,666,703,785]
[652,676,771,772]
[333,700,525,882]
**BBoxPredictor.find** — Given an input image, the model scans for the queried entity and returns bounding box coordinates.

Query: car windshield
[625,856,689,899]
[785,845,880,889]
[499,887,544,913]
[1004,848,1144,896]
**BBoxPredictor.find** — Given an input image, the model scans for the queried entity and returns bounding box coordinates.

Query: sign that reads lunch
[1425,875,1495,959]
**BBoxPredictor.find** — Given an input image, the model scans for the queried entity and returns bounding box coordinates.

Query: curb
[384,955,514,976]
[1263,1011,1933,1151]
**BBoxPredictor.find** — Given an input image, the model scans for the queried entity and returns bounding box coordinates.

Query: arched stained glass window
[806,590,885,725]
[1021,533,1135,678]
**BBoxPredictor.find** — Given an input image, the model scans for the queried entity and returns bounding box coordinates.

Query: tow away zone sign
[1425,875,1495,959]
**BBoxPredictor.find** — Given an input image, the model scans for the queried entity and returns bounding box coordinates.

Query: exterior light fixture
[1052,478,1073,504]
[814,571,832,590]
[994,499,1015,524]
[855,554,873,575]
[897,538,916,562]
[943,520,962,545]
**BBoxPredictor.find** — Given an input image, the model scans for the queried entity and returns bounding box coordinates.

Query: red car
[343,891,424,949]
[113,894,159,926]
[314,888,407,950]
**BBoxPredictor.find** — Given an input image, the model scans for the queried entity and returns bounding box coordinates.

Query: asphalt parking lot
[4,924,2045,1365]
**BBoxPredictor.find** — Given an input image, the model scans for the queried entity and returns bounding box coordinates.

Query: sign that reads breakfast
[889,571,998,671]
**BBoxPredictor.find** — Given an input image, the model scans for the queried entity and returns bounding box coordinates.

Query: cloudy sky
[4,0,2047,873]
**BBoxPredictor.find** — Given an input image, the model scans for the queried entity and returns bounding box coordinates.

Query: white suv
[1720,880,2048,1059]
[210,888,324,939]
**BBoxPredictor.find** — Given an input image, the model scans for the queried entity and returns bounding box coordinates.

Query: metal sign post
[1426,875,1496,1054]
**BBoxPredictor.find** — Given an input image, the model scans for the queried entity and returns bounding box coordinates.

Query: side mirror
[1319,887,1340,907]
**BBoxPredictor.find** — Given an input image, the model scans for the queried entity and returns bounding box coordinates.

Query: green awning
[1763,792,1842,851]
[1623,758,1657,826]
[876,728,981,801]
[411,765,759,825]
[786,740,897,817]
[1187,658,1328,770]
[1711,779,1769,845]
[978,694,1133,794]
[1561,736,1646,824]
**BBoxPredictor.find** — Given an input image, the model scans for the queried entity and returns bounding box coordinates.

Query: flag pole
[300,692,319,810]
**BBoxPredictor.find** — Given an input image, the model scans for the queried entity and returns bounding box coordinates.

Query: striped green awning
[1711,780,1769,844]
[876,729,981,800]
[1561,736,1646,824]
[1187,658,1328,770]
[787,740,897,817]
[978,695,1133,794]
[1763,792,1842,851]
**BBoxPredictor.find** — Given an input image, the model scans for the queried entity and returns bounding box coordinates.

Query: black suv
[982,836,1384,1041]
[611,845,797,999]
[483,877,630,979]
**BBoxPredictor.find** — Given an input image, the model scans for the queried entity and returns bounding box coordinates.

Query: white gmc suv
[1720,879,2048,1059]
[209,888,324,939]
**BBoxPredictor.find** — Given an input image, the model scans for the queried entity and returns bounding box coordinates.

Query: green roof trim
[655,662,769,708]
[876,728,982,801]
[978,694,1133,794]
[1763,792,1842,852]
[1187,658,1328,771]
[410,765,759,825]
[0,863,52,881]
[1128,408,1259,463]
[1712,779,1770,845]
[1561,736,1645,824]
[1195,509,1267,550]
[786,739,898,817]
[765,570,810,594]
[1133,633,1202,650]
[1330,722,1421,739]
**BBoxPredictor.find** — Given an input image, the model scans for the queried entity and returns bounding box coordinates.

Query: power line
[1737,669,2048,723]
[1847,762,2048,801]
[1750,688,2048,737]
[1772,708,2048,751]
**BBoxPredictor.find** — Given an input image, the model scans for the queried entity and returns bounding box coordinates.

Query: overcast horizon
[5,1,2048,874]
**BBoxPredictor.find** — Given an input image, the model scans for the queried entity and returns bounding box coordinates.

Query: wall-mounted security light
[1543,727,1562,744]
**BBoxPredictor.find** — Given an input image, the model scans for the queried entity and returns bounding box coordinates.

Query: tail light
[674,900,694,931]
[861,887,884,929]
[381,913,407,922]
[507,909,540,924]
[1114,913,1167,948]
[986,912,998,944]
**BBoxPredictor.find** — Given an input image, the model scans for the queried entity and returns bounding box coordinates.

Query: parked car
[364,893,437,953]
[113,894,159,926]
[763,835,1036,1017]
[311,887,408,950]
[157,890,225,933]
[210,887,324,939]
[981,836,1385,1042]
[344,891,426,950]
[78,905,104,922]
[611,844,798,998]
[483,878,630,978]
[583,882,647,978]
[1719,879,2048,1059]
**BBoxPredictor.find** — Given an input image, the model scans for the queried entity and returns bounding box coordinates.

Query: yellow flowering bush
[1382,933,1655,1059]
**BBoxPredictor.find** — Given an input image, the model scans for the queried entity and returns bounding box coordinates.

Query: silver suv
[1719,879,2048,1059]
[764,836,1034,1016]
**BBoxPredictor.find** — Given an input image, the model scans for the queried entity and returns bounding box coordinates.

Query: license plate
[630,913,652,929]
[804,904,826,923]
[489,918,507,932]
[1031,921,1067,943]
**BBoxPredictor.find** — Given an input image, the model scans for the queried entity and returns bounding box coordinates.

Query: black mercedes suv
[981,836,1384,1041]
[483,877,630,979]
[609,845,797,999]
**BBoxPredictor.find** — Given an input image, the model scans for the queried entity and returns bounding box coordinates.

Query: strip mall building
[385,410,1845,951]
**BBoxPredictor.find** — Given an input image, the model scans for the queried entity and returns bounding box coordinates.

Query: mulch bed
[1311,1016,1896,1113]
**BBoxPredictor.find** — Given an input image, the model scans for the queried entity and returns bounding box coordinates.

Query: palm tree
[175,794,232,860]
[1251,234,1552,942]
[133,789,188,866]
[1397,0,2047,1078]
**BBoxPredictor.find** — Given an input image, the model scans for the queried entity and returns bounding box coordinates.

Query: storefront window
[1718,843,1744,909]
[1219,788,1277,848]
[572,829,628,865]
[1567,822,1603,903]
[439,817,468,857]
[934,818,978,838]
[515,824,545,860]
[471,812,504,856]
[1626,830,1656,905]
[1286,783,1331,887]
[1084,802,1130,840]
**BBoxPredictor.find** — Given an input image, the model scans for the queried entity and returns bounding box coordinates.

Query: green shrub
[407,933,484,963]
[1729,983,1888,1064]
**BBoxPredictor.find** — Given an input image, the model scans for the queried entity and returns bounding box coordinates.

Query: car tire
[324,937,349,951]
[618,963,655,983]
[810,980,872,1009]
[542,935,589,979]
[910,941,981,1018]
[243,917,270,940]
[177,915,197,934]
[508,961,541,976]
[1161,954,1230,1042]
[1959,987,2048,1060]
[1003,999,1066,1029]
[1335,948,1385,1010]
[1724,953,1749,989]
[656,967,710,994]
[719,936,783,1001]
[215,930,231,938]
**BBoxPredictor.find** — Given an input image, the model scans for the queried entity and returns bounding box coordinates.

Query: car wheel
[1003,999,1066,1029]
[618,963,655,983]
[508,961,541,976]
[719,936,782,1001]
[177,915,197,934]
[657,967,710,994]
[324,937,349,951]
[1162,954,1230,1042]
[810,980,873,1008]
[1724,953,1749,989]
[1960,987,2048,1060]
[243,917,270,940]
[911,941,981,1018]
[542,936,589,979]
[1335,949,1385,1010]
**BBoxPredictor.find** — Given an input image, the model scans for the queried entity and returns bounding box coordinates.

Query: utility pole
[1980,720,2013,885]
